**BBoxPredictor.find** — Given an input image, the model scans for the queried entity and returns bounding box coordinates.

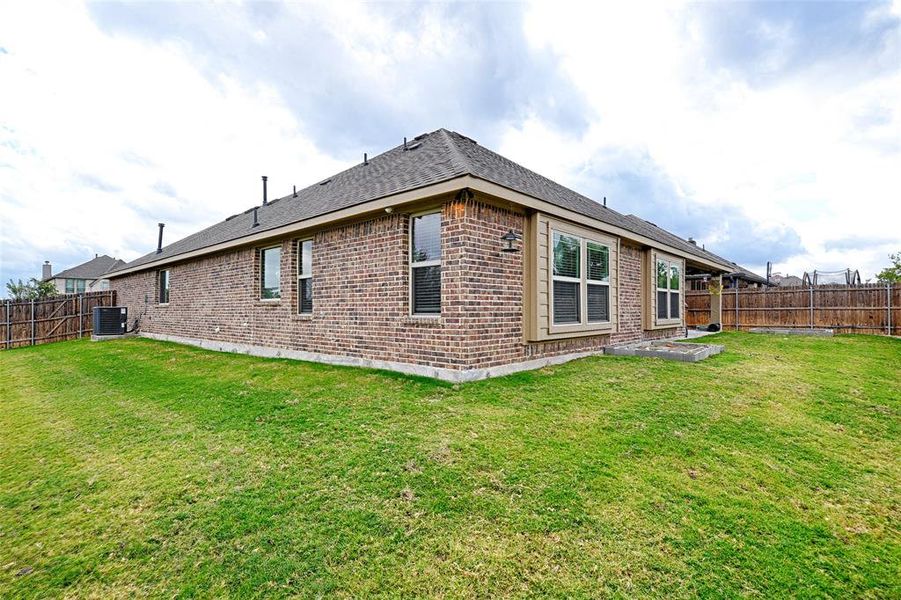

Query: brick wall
[113,197,684,374]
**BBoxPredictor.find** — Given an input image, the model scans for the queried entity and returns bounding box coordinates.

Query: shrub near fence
[686,284,899,335]
[1,291,117,349]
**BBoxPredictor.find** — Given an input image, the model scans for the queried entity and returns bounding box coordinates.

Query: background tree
[5,279,30,301]
[5,278,59,301]
[876,251,901,283]
[31,278,58,299]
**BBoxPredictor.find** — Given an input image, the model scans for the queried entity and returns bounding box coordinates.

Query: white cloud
[0,1,345,282]
[504,1,901,279]
[1,0,898,288]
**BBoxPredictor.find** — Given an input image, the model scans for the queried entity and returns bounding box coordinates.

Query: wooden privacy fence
[686,284,899,335]
[1,291,117,349]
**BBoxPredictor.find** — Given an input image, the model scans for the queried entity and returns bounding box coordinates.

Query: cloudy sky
[1,0,899,290]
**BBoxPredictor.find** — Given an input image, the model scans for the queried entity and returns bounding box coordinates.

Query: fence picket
[686,283,896,335]
[0,291,116,350]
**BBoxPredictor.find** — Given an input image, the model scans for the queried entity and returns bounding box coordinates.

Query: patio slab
[749,327,834,336]
[606,340,724,362]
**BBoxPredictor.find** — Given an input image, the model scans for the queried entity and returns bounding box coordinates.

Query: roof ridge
[50,254,123,279]
[111,128,738,275]
[445,129,637,225]
[436,129,474,176]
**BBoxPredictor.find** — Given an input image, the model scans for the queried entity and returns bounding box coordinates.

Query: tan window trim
[647,250,684,329]
[541,215,619,339]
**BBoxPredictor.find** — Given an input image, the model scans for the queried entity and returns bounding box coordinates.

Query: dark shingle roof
[622,215,766,283]
[113,129,735,274]
[48,255,126,280]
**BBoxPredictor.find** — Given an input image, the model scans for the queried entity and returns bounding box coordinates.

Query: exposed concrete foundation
[139,332,608,383]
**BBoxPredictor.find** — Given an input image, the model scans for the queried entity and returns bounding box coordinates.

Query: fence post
[79,294,84,338]
[30,299,36,346]
[734,285,739,330]
[809,285,814,329]
[4,300,9,349]
[889,282,893,336]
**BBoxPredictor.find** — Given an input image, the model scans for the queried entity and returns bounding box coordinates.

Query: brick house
[108,129,738,381]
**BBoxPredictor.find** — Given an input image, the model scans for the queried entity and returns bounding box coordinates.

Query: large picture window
[158,270,170,304]
[552,231,612,326]
[410,212,441,315]
[656,257,681,320]
[297,240,312,314]
[260,246,281,300]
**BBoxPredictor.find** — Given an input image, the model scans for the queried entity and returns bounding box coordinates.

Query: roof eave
[109,174,735,279]
[107,175,475,278]
[464,176,736,273]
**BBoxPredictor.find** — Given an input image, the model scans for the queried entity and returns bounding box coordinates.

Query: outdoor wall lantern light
[501,229,521,253]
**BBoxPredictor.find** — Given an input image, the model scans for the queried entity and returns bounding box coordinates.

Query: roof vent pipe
[403,137,407,151]
[252,207,259,227]
[364,152,368,165]
[293,185,297,198]
[156,223,165,254]
[603,196,607,207]
[262,175,268,206]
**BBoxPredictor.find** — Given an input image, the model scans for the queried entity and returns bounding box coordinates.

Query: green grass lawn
[1,333,898,598]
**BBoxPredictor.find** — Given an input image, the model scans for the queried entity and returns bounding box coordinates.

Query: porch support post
[709,274,723,328]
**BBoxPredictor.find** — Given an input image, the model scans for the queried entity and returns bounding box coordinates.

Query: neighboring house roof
[777,275,803,287]
[111,129,735,276]
[48,255,126,281]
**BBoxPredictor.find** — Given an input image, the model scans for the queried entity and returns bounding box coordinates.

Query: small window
[297,240,312,314]
[655,258,682,320]
[552,232,581,324]
[260,246,281,299]
[77,279,85,294]
[158,270,170,304]
[669,264,680,319]
[65,279,74,294]
[411,212,441,314]
[586,242,610,323]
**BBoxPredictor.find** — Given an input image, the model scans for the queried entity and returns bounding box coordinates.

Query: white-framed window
[552,231,611,325]
[586,241,611,322]
[158,270,170,304]
[260,245,281,300]
[410,211,441,315]
[656,258,681,320]
[552,232,581,324]
[297,239,312,314]
[65,279,85,294]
